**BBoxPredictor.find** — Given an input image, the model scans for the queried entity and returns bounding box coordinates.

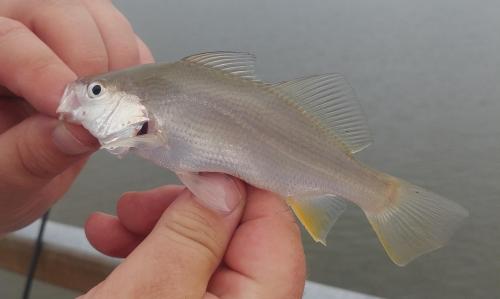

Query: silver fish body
[125,62,383,207]
[57,52,468,266]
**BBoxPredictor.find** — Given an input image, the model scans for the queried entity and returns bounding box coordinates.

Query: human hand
[0,0,154,234]
[84,174,306,299]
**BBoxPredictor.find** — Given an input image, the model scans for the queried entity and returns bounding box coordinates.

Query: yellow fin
[287,195,346,245]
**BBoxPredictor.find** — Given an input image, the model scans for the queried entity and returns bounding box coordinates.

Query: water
[5,0,499,298]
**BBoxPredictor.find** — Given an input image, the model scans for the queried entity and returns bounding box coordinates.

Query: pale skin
[0,1,305,298]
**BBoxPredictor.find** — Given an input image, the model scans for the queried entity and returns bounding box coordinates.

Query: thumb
[87,174,246,299]
[0,115,97,210]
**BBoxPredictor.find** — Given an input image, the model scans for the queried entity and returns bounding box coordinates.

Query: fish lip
[56,83,81,123]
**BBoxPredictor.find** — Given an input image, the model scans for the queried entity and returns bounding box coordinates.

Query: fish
[57,51,468,266]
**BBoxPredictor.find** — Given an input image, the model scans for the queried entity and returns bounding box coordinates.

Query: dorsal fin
[182,51,258,80]
[272,74,372,154]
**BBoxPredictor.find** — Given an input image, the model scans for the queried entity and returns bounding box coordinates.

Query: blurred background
[1,0,499,298]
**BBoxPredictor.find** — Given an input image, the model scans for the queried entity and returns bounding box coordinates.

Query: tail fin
[365,180,468,266]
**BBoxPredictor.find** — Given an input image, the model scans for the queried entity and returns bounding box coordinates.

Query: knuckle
[287,216,302,236]
[281,202,298,221]
[81,0,111,5]
[279,208,303,244]
[105,19,141,68]
[0,17,28,40]
[76,53,109,74]
[130,278,167,299]
[28,58,63,81]
[40,0,80,8]
[34,0,80,19]
[159,206,222,264]
[109,42,140,69]
[284,209,302,233]
[104,4,131,26]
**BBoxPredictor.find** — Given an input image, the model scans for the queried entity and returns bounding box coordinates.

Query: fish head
[57,76,150,156]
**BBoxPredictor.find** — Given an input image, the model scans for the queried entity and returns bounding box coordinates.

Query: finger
[26,1,109,76]
[87,186,184,257]
[82,0,141,70]
[0,115,98,229]
[117,185,185,235]
[0,17,76,115]
[87,174,246,298]
[0,158,90,235]
[135,35,155,64]
[85,212,143,258]
[0,85,16,97]
[210,187,306,299]
[0,98,33,133]
[37,157,89,204]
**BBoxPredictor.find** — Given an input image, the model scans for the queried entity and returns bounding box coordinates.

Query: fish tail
[364,179,468,266]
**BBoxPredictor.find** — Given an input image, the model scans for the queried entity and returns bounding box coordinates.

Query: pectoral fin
[287,195,347,245]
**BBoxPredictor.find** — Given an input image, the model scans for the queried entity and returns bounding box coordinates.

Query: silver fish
[57,52,468,266]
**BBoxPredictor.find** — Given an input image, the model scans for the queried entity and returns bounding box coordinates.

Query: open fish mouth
[99,120,149,146]
[137,121,149,136]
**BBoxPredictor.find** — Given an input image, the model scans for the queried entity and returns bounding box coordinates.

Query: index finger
[0,17,75,116]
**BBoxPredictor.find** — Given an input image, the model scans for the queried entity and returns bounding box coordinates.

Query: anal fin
[287,195,347,245]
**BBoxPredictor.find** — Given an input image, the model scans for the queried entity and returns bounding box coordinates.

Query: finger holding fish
[0,0,150,115]
[0,0,154,234]
[0,16,75,115]
[81,0,144,70]
[83,174,247,299]
[85,185,185,257]
[85,182,305,299]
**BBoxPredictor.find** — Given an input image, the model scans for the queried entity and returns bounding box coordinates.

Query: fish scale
[153,85,342,194]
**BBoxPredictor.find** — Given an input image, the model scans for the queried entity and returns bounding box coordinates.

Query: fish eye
[88,82,104,98]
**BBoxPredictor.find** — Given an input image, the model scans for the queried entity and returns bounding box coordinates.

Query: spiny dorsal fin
[287,195,347,245]
[272,74,372,154]
[182,51,258,81]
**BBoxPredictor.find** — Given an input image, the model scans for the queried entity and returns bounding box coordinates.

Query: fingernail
[216,174,243,213]
[52,123,93,155]
[182,173,243,214]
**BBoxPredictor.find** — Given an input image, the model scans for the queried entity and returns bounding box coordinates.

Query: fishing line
[21,210,50,299]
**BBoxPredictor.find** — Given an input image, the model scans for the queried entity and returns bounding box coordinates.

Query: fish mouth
[137,121,148,136]
[99,119,151,158]
[99,120,148,145]
[56,84,81,123]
